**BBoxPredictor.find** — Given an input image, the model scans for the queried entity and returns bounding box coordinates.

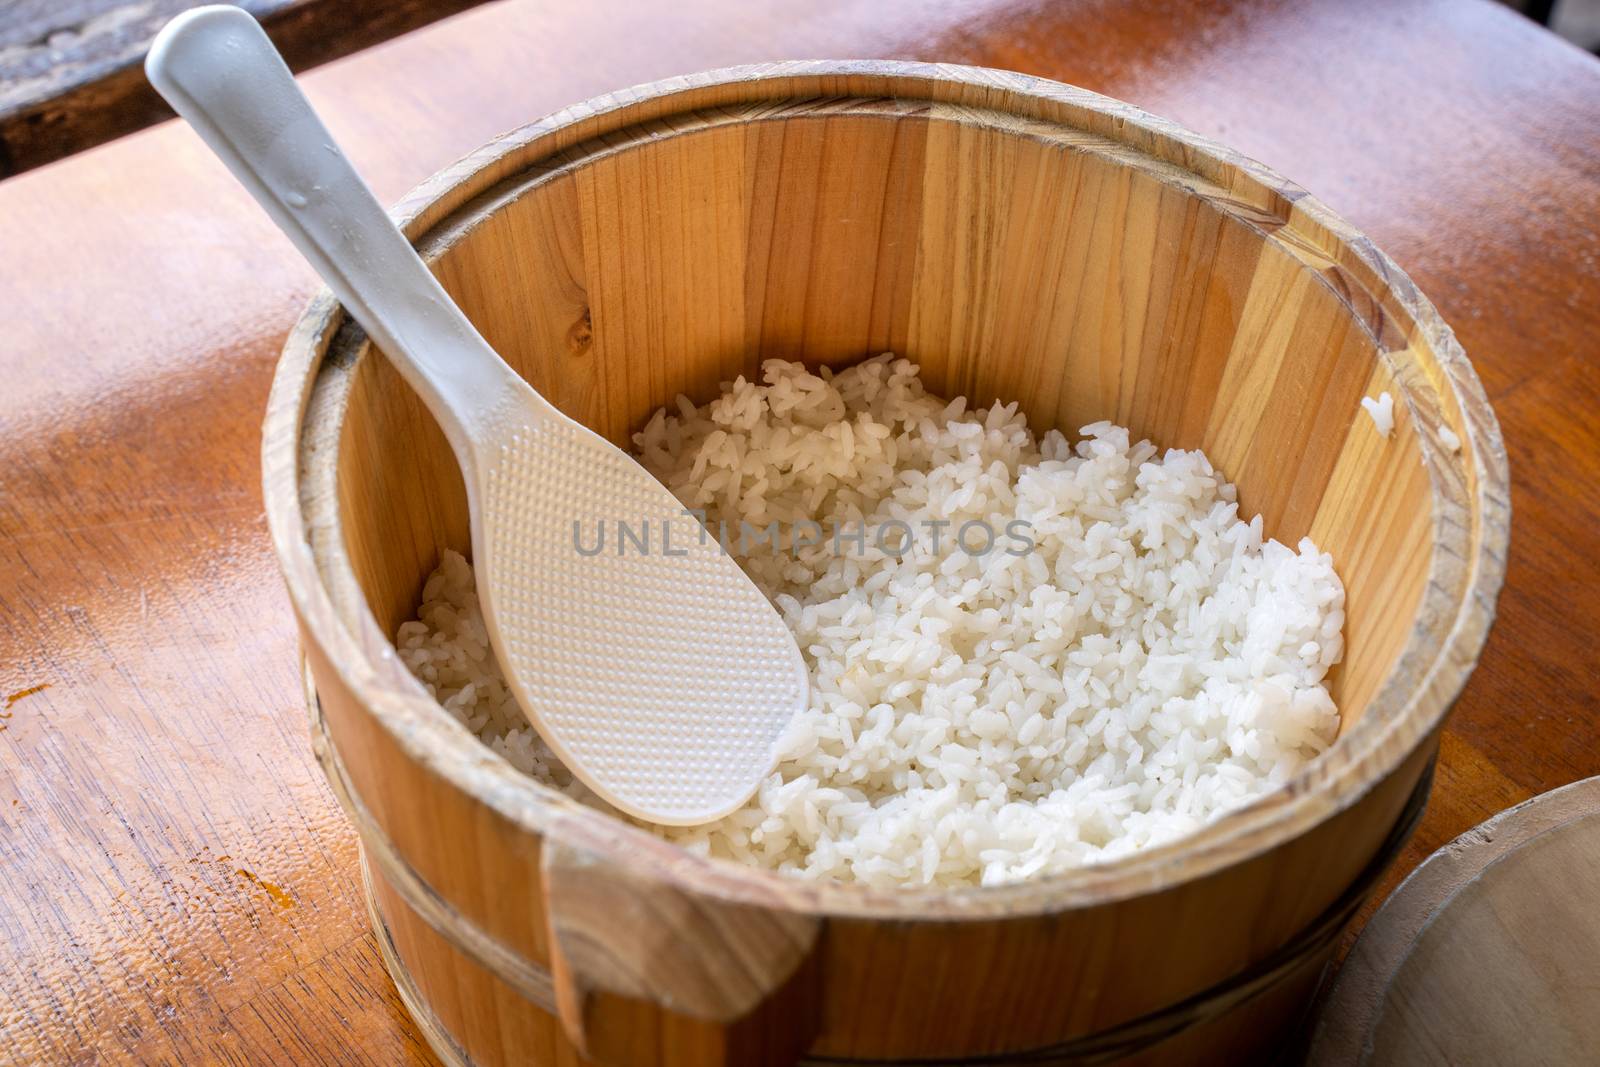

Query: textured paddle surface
[476,412,808,824]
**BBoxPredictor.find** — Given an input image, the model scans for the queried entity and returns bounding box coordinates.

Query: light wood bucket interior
[269,64,1508,1067]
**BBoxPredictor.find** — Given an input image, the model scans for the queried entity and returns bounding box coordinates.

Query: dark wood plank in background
[0,0,490,177]
[0,0,1596,1061]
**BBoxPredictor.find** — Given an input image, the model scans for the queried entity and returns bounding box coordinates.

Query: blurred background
[1,0,1597,180]
[1509,0,1600,45]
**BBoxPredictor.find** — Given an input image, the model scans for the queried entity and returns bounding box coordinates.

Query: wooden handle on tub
[542,839,822,1066]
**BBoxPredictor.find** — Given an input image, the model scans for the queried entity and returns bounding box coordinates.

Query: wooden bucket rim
[262,60,1510,920]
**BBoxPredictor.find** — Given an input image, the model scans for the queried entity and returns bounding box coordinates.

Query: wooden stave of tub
[263,62,1510,1066]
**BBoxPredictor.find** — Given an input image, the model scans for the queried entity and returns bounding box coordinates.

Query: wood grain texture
[543,838,821,1066]
[1309,776,1600,1066]
[0,0,490,177]
[271,61,1500,1065]
[0,0,1595,1063]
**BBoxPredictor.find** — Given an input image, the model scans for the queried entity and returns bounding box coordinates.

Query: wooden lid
[1309,775,1600,1066]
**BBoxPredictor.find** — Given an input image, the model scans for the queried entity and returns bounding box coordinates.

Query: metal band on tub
[302,660,559,1014]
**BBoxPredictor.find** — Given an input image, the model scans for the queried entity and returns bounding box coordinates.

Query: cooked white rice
[397,355,1344,888]
[1361,391,1395,438]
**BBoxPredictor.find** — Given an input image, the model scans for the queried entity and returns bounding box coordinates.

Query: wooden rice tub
[262,61,1509,1066]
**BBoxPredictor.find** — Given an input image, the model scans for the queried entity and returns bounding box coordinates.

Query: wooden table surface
[1,0,1596,1062]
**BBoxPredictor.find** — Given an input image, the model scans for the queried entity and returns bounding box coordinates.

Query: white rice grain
[1361,391,1395,438]
[396,355,1344,888]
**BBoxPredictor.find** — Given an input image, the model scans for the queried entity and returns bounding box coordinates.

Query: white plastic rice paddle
[147,6,808,825]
